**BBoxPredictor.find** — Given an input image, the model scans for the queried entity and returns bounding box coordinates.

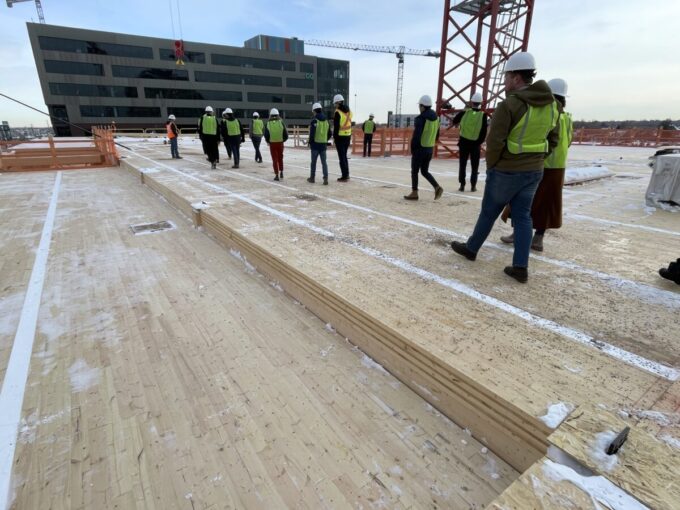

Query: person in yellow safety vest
[218,110,231,162]
[403,95,444,202]
[452,92,488,192]
[451,52,560,283]
[166,114,182,159]
[362,114,377,157]
[220,108,245,169]
[501,78,572,252]
[250,112,264,163]
[198,106,220,169]
[307,102,333,185]
[264,108,289,181]
[333,94,352,181]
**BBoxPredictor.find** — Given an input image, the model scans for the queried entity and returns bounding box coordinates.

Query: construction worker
[219,110,232,161]
[198,106,219,169]
[452,92,488,191]
[307,102,332,185]
[251,112,264,163]
[166,114,182,159]
[403,95,444,201]
[221,108,245,169]
[450,52,560,283]
[264,108,288,181]
[333,94,352,182]
[501,78,573,252]
[362,113,377,157]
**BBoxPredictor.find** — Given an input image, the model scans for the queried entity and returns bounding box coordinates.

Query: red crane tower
[436,0,535,156]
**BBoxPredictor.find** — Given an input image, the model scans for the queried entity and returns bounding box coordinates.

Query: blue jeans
[170,137,179,158]
[467,168,543,268]
[311,148,328,179]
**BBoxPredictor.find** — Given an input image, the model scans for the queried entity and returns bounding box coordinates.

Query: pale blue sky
[1,0,679,126]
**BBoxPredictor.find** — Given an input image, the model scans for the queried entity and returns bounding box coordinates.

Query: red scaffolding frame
[436,0,535,157]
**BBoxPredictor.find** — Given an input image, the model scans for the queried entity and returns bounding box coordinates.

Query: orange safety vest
[166,122,176,139]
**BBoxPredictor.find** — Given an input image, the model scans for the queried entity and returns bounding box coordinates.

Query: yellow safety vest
[420,118,440,148]
[545,111,573,169]
[507,102,559,154]
[268,119,285,143]
[459,109,483,140]
[252,119,264,136]
[337,109,352,136]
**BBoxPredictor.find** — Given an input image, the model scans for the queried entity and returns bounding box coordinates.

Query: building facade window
[300,62,314,73]
[39,36,153,59]
[50,82,138,98]
[80,105,161,117]
[247,92,301,104]
[158,49,206,63]
[170,107,245,119]
[194,71,282,87]
[44,59,104,76]
[286,77,314,89]
[112,65,189,80]
[144,87,242,101]
[211,54,295,72]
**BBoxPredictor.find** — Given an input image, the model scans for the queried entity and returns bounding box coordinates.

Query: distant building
[0,121,11,141]
[388,111,452,129]
[27,23,350,136]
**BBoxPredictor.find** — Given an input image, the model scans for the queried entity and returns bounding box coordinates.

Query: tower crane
[6,0,45,23]
[304,39,440,127]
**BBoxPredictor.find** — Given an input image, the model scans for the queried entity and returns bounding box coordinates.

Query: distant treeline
[573,119,680,130]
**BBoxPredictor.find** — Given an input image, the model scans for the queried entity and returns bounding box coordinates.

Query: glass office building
[27,24,349,136]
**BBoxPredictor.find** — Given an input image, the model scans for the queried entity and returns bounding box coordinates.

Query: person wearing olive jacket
[500,78,573,252]
[403,95,443,201]
[450,52,560,283]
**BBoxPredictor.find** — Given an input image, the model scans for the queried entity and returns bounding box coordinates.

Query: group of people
[165,51,676,287]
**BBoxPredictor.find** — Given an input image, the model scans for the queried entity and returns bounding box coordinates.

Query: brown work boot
[504,266,528,283]
[531,234,544,252]
[434,186,444,200]
[450,241,477,261]
[500,233,514,244]
[307,177,315,183]
[323,177,328,185]
[404,190,419,200]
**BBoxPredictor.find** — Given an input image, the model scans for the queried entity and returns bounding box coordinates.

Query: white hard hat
[224,108,233,115]
[252,112,259,117]
[547,78,568,97]
[269,108,279,116]
[205,106,213,112]
[504,51,536,72]
[312,102,322,111]
[333,94,344,103]
[369,113,374,117]
[470,92,483,103]
[418,95,433,107]
[168,114,176,120]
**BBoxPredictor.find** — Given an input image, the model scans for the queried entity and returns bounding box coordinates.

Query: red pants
[269,142,284,173]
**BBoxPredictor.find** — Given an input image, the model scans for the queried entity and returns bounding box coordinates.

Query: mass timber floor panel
[3,168,514,509]
[0,172,58,383]
[120,144,680,468]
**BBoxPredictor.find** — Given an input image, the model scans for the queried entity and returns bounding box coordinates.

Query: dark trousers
[169,137,179,158]
[269,142,284,173]
[363,133,373,157]
[459,143,481,186]
[200,136,207,155]
[411,148,439,190]
[335,136,351,178]
[251,136,263,162]
[229,136,241,166]
[204,135,219,164]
